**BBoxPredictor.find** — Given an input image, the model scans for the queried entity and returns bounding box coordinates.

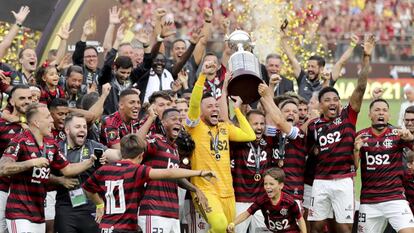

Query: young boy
[82,134,215,233]
[227,168,306,233]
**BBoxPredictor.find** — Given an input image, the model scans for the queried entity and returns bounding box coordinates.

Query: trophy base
[227,70,263,104]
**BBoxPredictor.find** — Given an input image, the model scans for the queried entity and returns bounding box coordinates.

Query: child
[35,62,65,105]
[227,168,306,233]
[404,151,414,213]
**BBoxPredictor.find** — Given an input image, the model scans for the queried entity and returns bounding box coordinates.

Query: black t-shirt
[297,69,336,101]
[54,139,107,212]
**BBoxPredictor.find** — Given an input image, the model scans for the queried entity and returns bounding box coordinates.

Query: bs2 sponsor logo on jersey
[318,132,342,147]
[31,167,50,183]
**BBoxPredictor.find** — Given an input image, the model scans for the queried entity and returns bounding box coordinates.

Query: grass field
[352,99,401,201]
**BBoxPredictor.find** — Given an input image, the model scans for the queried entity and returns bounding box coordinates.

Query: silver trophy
[226,30,263,104]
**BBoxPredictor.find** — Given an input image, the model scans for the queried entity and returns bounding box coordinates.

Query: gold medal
[254,173,261,181]
[182,157,189,165]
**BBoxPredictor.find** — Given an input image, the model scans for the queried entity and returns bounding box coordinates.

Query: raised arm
[171,27,202,79]
[69,83,111,123]
[218,71,231,122]
[193,8,213,65]
[258,84,296,136]
[349,35,375,113]
[0,6,30,59]
[102,6,122,54]
[187,63,212,122]
[136,105,157,140]
[228,96,256,142]
[72,18,96,65]
[280,28,301,78]
[51,23,73,66]
[331,34,359,81]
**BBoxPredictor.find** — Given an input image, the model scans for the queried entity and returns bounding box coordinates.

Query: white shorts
[184,199,209,233]
[44,191,56,221]
[138,215,180,233]
[178,188,186,224]
[308,178,354,223]
[0,191,8,233]
[235,202,267,233]
[358,200,414,233]
[302,184,312,209]
[6,219,45,233]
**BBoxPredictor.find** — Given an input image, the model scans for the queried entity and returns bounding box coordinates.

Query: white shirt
[144,69,173,103]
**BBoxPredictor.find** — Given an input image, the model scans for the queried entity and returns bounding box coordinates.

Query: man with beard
[53,113,119,233]
[166,8,213,89]
[281,29,359,101]
[199,52,231,100]
[100,89,141,149]
[0,85,31,233]
[229,109,278,233]
[63,65,84,107]
[185,62,255,233]
[305,35,375,233]
[0,103,96,233]
[99,55,134,115]
[354,99,414,233]
[137,108,210,233]
[72,18,101,92]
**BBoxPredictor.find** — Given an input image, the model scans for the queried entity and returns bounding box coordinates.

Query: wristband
[157,34,164,42]
[350,42,356,48]
[16,23,22,28]
[19,116,27,123]
[96,203,104,209]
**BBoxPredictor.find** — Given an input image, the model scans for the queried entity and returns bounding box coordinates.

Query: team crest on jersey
[280,208,288,216]
[219,128,227,135]
[107,130,117,141]
[383,139,393,149]
[47,151,54,161]
[392,129,399,135]
[59,131,66,140]
[7,129,15,134]
[333,118,342,125]
[259,138,267,146]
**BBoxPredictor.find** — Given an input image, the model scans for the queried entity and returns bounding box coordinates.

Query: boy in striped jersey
[83,133,215,233]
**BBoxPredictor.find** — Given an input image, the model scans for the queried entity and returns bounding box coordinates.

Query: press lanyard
[122,122,135,134]
[64,143,86,163]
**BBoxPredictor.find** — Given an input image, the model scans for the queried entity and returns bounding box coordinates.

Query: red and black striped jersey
[357,126,413,204]
[100,111,140,148]
[83,161,151,232]
[39,85,65,106]
[247,192,302,233]
[230,136,277,203]
[307,104,358,179]
[0,118,23,192]
[139,134,181,219]
[277,129,307,200]
[3,130,68,223]
[52,129,66,143]
[403,172,414,213]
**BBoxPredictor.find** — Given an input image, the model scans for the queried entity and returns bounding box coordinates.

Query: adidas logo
[8,129,15,134]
